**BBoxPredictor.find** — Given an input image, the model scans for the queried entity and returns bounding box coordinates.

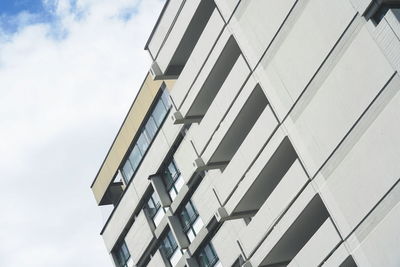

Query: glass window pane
[161,89,171,108]
[163,168,175,189]
[121,243,130,262]
[162,231,176,259]
[180,209,191,231]
[137,132,149,155]
[167,161,179,179]
[145,116,158,140]
[128,145,142,172]
[122,161,134,183]
[185,201,196,220]
[168,231,178,250]
[152,99,168,126]
[204,244,215,262]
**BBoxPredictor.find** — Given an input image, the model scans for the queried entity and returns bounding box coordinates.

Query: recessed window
[178,200,203,242]
[146,191,165,227]
[160,230,182,267]
[113,241,132,267]
[162,160,184,201]
[196,242,221,267]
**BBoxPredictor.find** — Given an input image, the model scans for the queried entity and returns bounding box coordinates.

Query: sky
[0,0,165,266]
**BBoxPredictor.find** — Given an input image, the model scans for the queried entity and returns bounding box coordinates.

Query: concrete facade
[91,0,400,266]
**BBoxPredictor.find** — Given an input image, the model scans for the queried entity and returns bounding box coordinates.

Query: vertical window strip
[120,89,172,183]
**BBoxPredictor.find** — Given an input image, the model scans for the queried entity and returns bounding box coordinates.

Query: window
[178,200,203,242]
[113,241,132,267]
[146,191,165,227]
[160,230,182,267]
[120,88,172,183]
[196,243,221,267]
[162,160,184,201]
[128,145,142,171]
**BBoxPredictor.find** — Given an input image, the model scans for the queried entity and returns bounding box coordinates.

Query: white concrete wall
[286,26,394,177]
[212,220,247,267]
[125,209,154,265]
[230,0,297,68]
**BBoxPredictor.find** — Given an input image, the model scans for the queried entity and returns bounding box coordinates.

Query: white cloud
[0,0,164,266]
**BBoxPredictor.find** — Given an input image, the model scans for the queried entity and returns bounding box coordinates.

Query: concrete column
[149,174,172,208]
[168,215,190,249]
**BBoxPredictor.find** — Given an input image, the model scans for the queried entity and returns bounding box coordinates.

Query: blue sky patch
[0,0,54,33]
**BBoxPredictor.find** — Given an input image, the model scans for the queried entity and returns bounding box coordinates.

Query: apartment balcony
[236,157,309,258]
[211,101,279,209]
[190,55,250,156]
[287,218,341,267]
[248,185,329,267]
[173,30,241,124]
[147,0,215,79]
[195,76,272,171]
[125,209,155,265]
[191,170,222,224]
[170,9,225,110]
[211,220,247,267]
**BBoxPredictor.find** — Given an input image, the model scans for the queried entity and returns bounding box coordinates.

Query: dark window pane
[163,168,175,189]
[197,243,218,267]
[147,192,161,218]
[145,116,158,140]
[161,231,177,259]
[114,242,130,267]
[152,99,168,126]
[137,132,149,155]
[161,89,171,108]
[128,145,142,172]
[122,161,134,183]
[185,201,197,220]
[167,161,179,179]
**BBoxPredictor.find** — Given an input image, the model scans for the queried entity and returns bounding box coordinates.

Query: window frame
[162,159,184,201]
[196,242,220,267]
[178,200,202,242]
[113,241,131,267]
[160,230,180,261]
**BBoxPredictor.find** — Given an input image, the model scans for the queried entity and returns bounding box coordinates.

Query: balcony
[175,33,241,123]
[212,102,278,207]
[170,9,225,110]
[147,0,215,78]
[287,218,341,267]
[237,158,309,257]
[190,55,251,155]
[248,186,329,267]
[198,78,270,168]
[191,169,222,224]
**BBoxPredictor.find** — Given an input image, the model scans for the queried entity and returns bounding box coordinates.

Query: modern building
[90,0,400,266]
